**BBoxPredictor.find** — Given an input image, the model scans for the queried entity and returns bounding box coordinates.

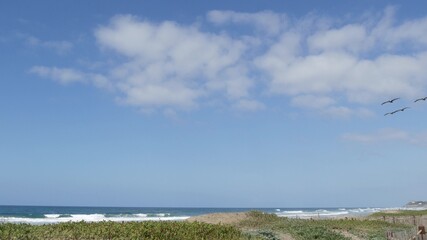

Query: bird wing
[382,98,399,105]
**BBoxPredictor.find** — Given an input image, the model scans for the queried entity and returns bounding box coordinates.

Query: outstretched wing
[381,98,399,105]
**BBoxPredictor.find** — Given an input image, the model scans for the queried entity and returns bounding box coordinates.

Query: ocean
[0,205,394,224]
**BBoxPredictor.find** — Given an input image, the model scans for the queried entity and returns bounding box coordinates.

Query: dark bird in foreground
[381,98,400,105]
[397,107,410,112]
[414,97,427,102]
[384,107,410,116]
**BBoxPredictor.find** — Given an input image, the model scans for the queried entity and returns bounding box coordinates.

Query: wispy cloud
[30,66,85,85]
[207,10,287,35]
[26,36,73,55]
[30,66,114,90]
[232,99,265,112]
[342,128,427,146]
[30,7,427,115]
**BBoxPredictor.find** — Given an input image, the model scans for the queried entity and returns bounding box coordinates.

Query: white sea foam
[0,213,189,225]
[134,213,147,217]
[281,210,304,214]
[277,207,427,219]
[155,213,168,217]
[275,208,387,219]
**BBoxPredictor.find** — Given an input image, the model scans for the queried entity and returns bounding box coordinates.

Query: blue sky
[1,0,427,208]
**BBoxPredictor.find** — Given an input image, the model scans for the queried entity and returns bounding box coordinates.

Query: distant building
[405,201,427,208]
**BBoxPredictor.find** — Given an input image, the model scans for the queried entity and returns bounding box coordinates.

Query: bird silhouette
[414,97,427,102]
[395,107,410,113]
[384,107,409,116]
[381,98,400,105]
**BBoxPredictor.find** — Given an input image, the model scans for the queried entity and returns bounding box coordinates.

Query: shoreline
[1,207,425,225]
[2,210,426,239]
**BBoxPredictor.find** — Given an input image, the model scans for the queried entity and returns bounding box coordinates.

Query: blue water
[0,206,269,218]
[0,205,389,224]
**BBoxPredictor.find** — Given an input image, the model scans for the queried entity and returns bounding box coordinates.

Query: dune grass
[0,221,246,240]
[369,209,427,217]
[238,211,413,240]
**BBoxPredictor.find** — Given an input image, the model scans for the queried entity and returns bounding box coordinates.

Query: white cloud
[207,10,286,35]
[92,15,253,110]
[256,7,427,107]
[30,8,427,116]
[307,24,368,53]
[258,50,427,103]
[371,7,427,48]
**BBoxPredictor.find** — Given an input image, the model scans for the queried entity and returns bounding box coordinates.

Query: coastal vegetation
[238,211,413,239]
[370,209,427,217]
[0,221,244,240]
[0,210,423,239]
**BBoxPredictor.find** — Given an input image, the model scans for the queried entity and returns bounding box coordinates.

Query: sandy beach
[187,210,427,225]
[187,212,250,225]
[186,211,363,223]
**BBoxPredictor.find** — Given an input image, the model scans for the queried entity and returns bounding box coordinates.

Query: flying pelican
[384,107,410,116]
[381,98,400,105]
[395,107,410,113]
[414,97,427,102]
[384,110,398,116]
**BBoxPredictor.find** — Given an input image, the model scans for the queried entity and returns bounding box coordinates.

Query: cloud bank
[31,7,427,115]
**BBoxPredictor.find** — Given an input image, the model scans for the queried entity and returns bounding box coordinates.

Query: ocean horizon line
[0,204,391,209]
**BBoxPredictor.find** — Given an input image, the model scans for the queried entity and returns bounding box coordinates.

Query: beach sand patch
[186,212,249,225]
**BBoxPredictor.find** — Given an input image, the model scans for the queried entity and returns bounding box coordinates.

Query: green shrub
[0,221,244,240]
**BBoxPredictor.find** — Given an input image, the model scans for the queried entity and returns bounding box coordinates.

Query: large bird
[384,107,410,116]
[414,97,427,102]
[381,98,400,105]
[397,107,410,112]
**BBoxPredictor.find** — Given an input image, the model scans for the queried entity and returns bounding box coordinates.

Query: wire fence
[377,215,427,240]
